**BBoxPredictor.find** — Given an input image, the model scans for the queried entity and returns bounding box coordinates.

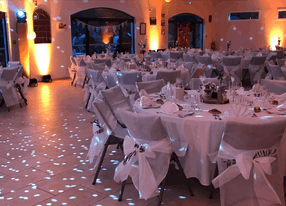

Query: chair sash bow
[212,141,282,206]
[114,135,173,200]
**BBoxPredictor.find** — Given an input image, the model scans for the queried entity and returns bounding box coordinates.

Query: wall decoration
[161,29,165,35]
[140,23,146,35]
[161,13,165,18]
[161,20,165,27]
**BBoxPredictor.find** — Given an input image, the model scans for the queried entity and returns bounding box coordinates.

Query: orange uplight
[35,44,50,75]
[40,83,51,110]
[269,27,283,50]
[149,26,159,51]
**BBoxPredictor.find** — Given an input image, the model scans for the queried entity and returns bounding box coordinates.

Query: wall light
[16,10,27,23]
[165,0,171,2]
[27,31,36,39]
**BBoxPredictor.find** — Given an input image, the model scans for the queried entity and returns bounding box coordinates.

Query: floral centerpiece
[226,40,231,52]
[200,82,217,96]
[138,39,147,55]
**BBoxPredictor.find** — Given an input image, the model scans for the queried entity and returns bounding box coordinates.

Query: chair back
[101,86,132,120]
[183,54,197,63]
[136,79,164,94]
[170,52,183,59]
[277,59,286,68]
[190,66,206,79]
[104,74,117,88]
[197,56,213,65]
[250,56,266,65]
[276,50,283,59]
[223,57,241,66]
[223,117,286,150]
[94,59,111,67]
[156,70,181,84]
[116,72,142,85]
[0,66,19,81]
[267,63,284,79]
[150,52,161,60]
[260,79,286,95]
[120,110,169,141]
[86,68,104,86]
[7,61,20,67]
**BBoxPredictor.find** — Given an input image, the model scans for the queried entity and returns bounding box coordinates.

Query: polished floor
[0,80,282,206]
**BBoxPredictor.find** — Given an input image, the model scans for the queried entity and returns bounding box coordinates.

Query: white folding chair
[260,79,286,95]
[223,56,242,83]
[136,79,165,94]
[88,97,128,185]
[156,70,181,84]
[267,63,285,80]
[114,111,194,205]
[116,71,142,97]
[248,56,267,85]
[209,117,286,206]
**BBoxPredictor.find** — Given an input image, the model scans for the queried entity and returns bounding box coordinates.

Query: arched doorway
[168,13,204,49]
[71,8,135,56]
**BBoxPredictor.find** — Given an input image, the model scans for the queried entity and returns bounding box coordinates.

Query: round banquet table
[134,92,286,186]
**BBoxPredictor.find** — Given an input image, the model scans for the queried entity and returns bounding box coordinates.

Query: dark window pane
[228,12,259,20]
[278,11,286,19]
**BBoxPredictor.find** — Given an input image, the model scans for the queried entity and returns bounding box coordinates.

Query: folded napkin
[268,103,286,115]
[139,89,150,98]
[177,65,185,72]
[224,104,253,117]
[276,92,286,102]
[250,84,267,94]
[109,67,116,73]
[138,96,155,108]
[160,101,179,114]
[203,53,209,57]
[236,87,245,95]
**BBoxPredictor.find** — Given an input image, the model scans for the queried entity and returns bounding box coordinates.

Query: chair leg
[118,180,127,201]
[85,93,91,109]
[71,73,76,86]
[19,103,22,108]
[172,152,194,196]
[92,138,110,185]
[82,75,87,89]
[157,172,168,206]
[209,163,218,199]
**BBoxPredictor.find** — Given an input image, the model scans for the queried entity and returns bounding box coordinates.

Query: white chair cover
[87,98,128,169]
[101,86,132,122]
[170,52,183,60]
[73,66,86,86]
[116,71,142,94]
[150,52,161,60]
[7,61,20,67]
[210,117,286,206]
[189,78,219,90]
[160,53,169,62]
[0,66,21,107]
[114,111,173,200]
[156,70,181,84]
[260,79,286,95]
[94,59,112,67]
[223,56,242,82]
[183,54,197,63]
[267,63,285,80]
[197,56,213,65]
[277,59,286,68]
[136,79,165,94]
[248,56,267,85]
[103,74,117,88]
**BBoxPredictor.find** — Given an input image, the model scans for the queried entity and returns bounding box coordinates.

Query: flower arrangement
[213,65,230,83]
[138,39,147,54]
[200,82,217,95]
[226,41,231,51]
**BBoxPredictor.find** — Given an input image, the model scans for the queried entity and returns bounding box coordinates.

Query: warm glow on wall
[35,44,50,75]
[27,31,36,39]
[149,26,159,51]
[269,27,283,50]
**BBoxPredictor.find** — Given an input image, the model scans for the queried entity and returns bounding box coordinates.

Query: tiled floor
[0,80,283,206]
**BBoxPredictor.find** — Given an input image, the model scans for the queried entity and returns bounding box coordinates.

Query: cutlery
[251,113,258,118]
[213,114,217,120]
[178,112,194,118]
[217,115,222,120]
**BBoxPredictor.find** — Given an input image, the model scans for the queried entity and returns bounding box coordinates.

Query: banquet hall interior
[1,0,286,205]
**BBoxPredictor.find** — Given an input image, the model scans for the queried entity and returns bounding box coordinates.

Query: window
[33,9,51,44]
[228,12,259,20]
[0,12,8,66]
[278,11,286,19]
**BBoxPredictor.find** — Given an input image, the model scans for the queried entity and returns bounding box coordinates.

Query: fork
[178,112,194,118]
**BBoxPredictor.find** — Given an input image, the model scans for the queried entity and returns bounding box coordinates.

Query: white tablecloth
[134,93,285,186]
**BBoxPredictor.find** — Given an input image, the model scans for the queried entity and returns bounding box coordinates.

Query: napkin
[139,89,149,97]
[268,103,286,115]
[203,53,209,57]
[160,101,179,114]
[276,92,286,102]
[139,96,156,108]
[250,84,267,94]
[177,65,185,72]
[224,104,252,117]
[109,67,116,73]
[244,51,253,60]
[236,87,245,95]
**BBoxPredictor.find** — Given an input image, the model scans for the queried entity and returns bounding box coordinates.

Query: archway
[168,13,204,49]
[71,8,135,56]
